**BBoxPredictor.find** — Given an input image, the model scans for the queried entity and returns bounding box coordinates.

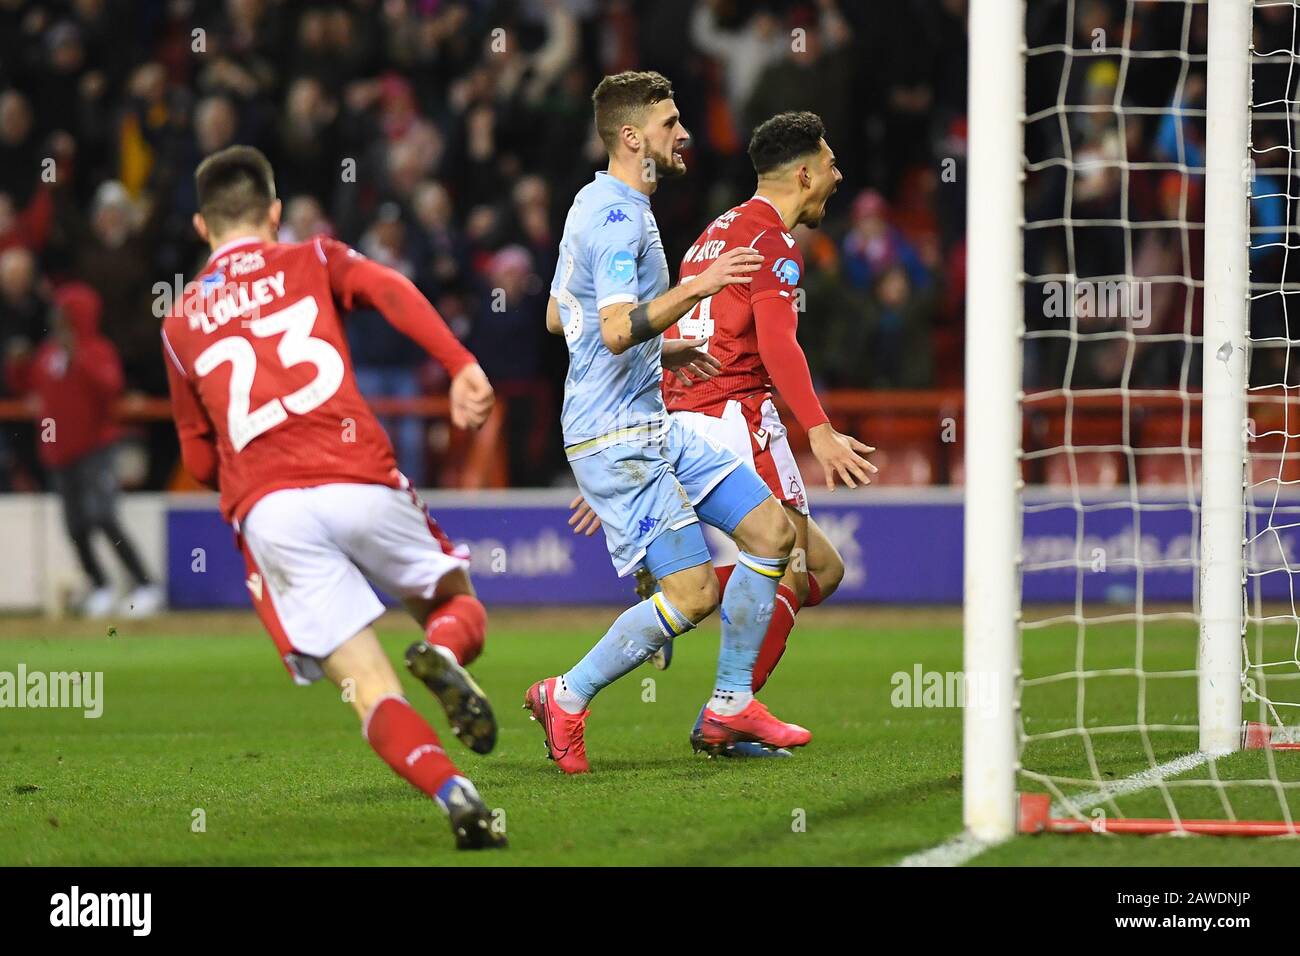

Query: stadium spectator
[347,202,432,485]
[468,244,551,487]
[742,4,853,139]
[278,194,332,244]
[4,282,161,617]
[411,179,469,289]
[0,89,41,207]
[0,246,47,353]
[841,189,931,294]
[689,2,786,120]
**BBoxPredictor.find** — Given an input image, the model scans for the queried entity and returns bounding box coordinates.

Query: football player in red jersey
[162,146,504,849]
[569,112,875,755]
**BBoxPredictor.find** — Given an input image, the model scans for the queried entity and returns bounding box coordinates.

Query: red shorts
[671,393,809,515]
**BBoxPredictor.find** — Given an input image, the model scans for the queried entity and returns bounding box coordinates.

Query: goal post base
[1017,793,1300,837]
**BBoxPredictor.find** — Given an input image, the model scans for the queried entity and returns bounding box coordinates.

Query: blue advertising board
[163,489,1300,608]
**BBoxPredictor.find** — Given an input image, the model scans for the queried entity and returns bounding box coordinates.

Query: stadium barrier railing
[7,388,1294,491]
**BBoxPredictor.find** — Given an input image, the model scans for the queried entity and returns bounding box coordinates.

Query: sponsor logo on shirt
[602,208,631,226]
[200,270,225,294]
[228,249,266,277]
[772,257,801,286]
[608,249,637,284]
[713,209,740,230]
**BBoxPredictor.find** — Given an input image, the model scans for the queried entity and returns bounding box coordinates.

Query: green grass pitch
[4,607,1300,866]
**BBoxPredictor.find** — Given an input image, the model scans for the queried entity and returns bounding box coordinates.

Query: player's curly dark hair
[748,111,826,175]
[195,145,277,231]
[592,70,675,152]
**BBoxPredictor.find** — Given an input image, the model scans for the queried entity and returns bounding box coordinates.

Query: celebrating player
[525,71,813,774]
[161,146,505,850]
[567,112,876,757]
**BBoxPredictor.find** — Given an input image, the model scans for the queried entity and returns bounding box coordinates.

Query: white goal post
[963,0,1025,842]
[1197,0,1250,759]
[963,0,1290,841]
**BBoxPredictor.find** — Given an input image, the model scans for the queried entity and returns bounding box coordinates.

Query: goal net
[965,0,1300,839]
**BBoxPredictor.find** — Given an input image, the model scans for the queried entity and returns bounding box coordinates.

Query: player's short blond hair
[592,71,675,153]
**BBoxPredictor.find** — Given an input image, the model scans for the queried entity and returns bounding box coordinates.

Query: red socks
[714,563,735,594]
[424,594,487,666]
[805,571,823,607]
[364,696,459,799]
[753,584,800,692]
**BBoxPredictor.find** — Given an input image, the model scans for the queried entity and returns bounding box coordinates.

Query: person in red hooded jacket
[5,282,161,617]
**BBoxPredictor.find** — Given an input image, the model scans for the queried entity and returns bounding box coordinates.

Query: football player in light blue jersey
[525,71,814,773]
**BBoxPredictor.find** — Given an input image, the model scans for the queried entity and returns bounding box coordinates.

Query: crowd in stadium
[9,0,1238,494]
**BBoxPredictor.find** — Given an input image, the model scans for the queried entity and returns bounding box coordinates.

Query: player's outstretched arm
[598,246,763,355]
[753,295,877,489]
[321,238,496,430]
[162,329,220,489]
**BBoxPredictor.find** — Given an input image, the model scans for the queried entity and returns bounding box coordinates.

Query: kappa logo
[637,516,659,537]
[753,427,770,450]
[602,208,632,226]
[246,572,263,601]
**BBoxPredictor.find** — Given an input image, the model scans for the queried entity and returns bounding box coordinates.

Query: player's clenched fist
[691,246,763,297]
[809,422,878,490]
[449,363,495,429]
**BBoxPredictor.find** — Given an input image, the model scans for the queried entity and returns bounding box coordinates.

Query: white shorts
[673,395,810,516]
[238,483,469,684]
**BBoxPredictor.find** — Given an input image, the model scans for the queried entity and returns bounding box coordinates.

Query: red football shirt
[162,235,474,523]
[664,195,806,415]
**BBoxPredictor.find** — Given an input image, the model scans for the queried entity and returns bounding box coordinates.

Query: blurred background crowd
[1,0,1282,492]
[0,0,969,490]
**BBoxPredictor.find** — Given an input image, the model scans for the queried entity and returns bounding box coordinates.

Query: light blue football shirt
[551,171,671,457]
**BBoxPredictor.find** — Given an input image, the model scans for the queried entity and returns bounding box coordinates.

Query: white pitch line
[1049,750,1212,816]
[896,830,998,867]
[895,750,1213,867]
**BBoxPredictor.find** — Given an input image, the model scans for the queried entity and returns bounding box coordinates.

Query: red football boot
[697,699,812,753]
[523,678,590,774]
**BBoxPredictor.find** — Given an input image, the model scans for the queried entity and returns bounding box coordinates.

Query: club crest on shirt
[199,269,225,294]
